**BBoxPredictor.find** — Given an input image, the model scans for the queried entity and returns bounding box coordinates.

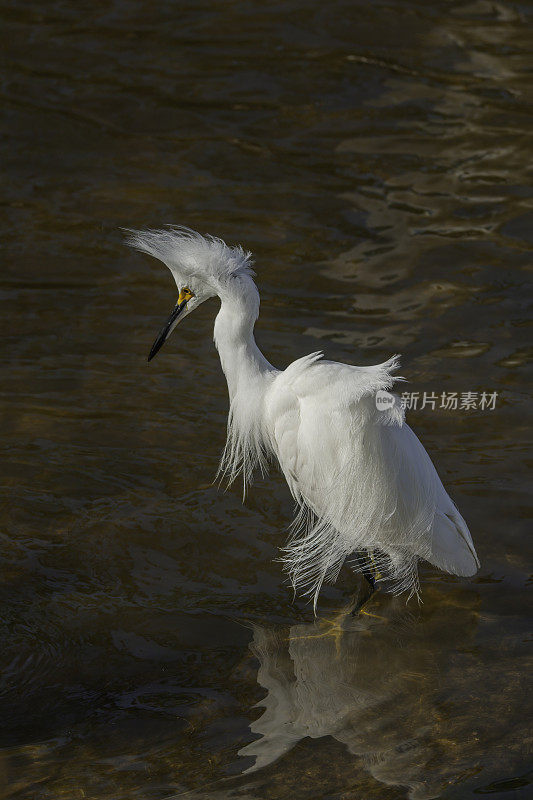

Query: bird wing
[381,420,479,576]
[265,353,478,605]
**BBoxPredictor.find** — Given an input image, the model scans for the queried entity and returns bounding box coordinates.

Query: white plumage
[126,227,479,608]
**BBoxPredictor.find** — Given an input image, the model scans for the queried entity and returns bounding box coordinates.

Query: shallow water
[1,0,532,798]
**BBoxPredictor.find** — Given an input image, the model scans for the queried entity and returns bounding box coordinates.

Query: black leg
[363,569,376,593]
[351,567,377,615]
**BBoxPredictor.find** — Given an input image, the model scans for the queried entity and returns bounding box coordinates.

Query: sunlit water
[1,1,531,798]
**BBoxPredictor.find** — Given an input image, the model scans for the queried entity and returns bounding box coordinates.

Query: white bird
[125,227,479,609]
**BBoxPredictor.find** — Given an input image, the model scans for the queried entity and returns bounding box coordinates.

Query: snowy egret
[126,227,479,609]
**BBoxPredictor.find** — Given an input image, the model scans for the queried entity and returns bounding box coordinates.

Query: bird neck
[213,279,275,401]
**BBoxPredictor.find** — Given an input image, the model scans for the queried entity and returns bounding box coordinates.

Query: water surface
[1,1,531,798]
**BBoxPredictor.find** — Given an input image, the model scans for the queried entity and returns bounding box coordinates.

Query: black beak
[148,298,188,362]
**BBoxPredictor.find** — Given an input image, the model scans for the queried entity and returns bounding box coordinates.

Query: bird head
[124,226,255,361]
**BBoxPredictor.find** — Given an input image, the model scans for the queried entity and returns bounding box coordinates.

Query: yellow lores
[178,286,194,305]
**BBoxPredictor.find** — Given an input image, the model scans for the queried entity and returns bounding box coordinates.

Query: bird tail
[426,508,479,577]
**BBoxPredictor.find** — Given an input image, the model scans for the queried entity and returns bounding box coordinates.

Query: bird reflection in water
[238,590,479,800]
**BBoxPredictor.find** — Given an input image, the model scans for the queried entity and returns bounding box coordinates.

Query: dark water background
[1,1,532,798]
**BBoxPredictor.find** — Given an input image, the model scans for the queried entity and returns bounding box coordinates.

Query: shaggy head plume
[123,226,255,291]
